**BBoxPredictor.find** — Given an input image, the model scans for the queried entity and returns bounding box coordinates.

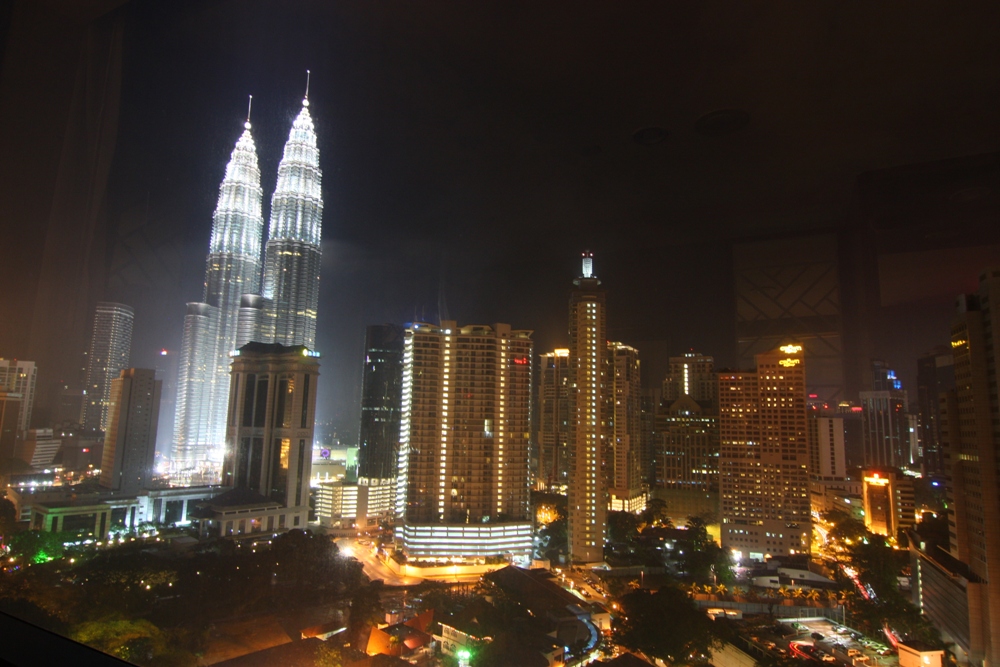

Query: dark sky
[7,1,998,444]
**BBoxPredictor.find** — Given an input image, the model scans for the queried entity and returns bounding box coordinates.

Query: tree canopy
[614,586,720,664]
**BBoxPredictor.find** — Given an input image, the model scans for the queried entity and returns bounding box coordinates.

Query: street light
[457,648,472,667]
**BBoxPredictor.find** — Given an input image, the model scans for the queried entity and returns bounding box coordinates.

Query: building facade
[861,360,917,469]
[662,352,718,405]
[917,346,955,476]
[567,252,609,563]
[357,324,404,483]
[861,469,915,538]
[655,395,719,492]
[395,321,532,561]
[940,268,1000,667]
[808,416,846,478]
[608,342,645,512]
[0,359,36,434]
[100,368,161,495]
[720,343,811,560]
[216,342,319,532]
[537,348,571,491]
[81,302,134,433]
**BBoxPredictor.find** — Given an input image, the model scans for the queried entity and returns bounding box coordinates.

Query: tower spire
[245,94,252,129]
[303,69,311,107]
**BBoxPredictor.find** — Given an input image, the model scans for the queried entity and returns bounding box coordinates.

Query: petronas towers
[173,86,323,479]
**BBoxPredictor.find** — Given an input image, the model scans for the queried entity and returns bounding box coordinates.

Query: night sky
[8,1,999,444]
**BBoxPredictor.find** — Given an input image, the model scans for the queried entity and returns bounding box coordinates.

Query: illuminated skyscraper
[395,321,533,561]
[567,252,609,563]
[860,360,916,468]
[260,89,323,348]
[662,352,717,405]
[719,343,810,560]
[81,302,134,432]
[173,109,264,475]
[608,342,645,512]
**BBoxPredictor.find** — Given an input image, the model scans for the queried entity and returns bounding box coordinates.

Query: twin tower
[173,84,324,477]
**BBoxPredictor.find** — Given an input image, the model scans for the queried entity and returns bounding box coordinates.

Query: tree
[314,643,343,667]
[7,530,69,564]
[608,511,640,543]
[71,616,188,666]
[640,498,670,527]
[347,582,384,648]
[0,497,16,542]
[614,587,720,664]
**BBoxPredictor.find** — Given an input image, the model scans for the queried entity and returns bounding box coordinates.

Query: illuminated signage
[864,474,889,486]
[952,339,967,349]
[513,357,529,365]
[779,344,803,354]
[779,358,800,367]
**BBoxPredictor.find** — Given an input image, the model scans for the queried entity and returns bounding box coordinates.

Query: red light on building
[82,448,90,453]
[808,393,818,399]
[513,357,528,365]
[851,406,863,413]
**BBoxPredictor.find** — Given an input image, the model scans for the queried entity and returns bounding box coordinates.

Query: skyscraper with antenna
[173,99,264,477]
[238,71,324,349]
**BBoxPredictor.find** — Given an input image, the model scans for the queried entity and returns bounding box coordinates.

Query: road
[335,538,424,587]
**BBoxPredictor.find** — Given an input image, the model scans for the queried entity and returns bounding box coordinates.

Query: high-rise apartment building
[808,416,846,478]
[210,342,319,534]
[609,342,645,512]
[0,359,36,435]
[537,348,571,491]
[567,252,609,563]
[100,369,161,495]
[720,343,810,560]
[395,321,533,561]
[357,324,404,485]
[861,360,916,468]
[916,346,955,475]
[173,113,264,476]
[936,269,1000,666]
[81,302,134,433]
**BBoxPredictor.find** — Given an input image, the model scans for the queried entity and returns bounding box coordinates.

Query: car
[822,655,837,662]
[848,649,862,657]
[812,633,825,641]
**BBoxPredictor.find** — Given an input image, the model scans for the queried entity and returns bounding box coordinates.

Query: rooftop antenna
[303,69,311,107]
[245,94,252,129]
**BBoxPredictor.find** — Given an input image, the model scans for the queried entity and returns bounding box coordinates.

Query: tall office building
[860,360,916,468]
[655,396,719,492]
[395,321,533,561]
[537,348,571,491]
[173,112,264,475]
[567,252,609,563]
[259,93,323,348]
[0,359,36,434]
[720,343,810,560]
[916,346,955,475]
[808,416,847,478]
[81,302,134,433]
[937,269,1000,667]
[357,325,404,483]
[662,352,718,405]
[609,342,645,512]
[100,369,161,495]
[213,342,319,533]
